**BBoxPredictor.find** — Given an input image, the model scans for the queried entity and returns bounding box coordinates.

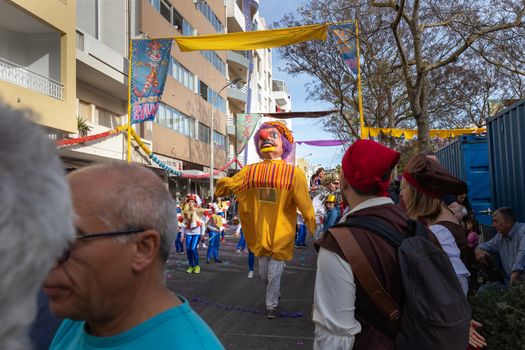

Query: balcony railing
[0,57,63,100]
[233,50,249,59]
[230,84,248,94]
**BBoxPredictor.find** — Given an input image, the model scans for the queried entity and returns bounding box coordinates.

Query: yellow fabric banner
[175,24,329,52]
[391,129,405,138]
[403,130,418,139]
[361,126,370,138]
[361,127,486,139]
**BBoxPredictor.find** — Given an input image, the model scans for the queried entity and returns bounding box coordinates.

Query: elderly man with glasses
[44,163,223,349]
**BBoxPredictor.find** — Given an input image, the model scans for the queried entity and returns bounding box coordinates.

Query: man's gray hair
[494,207,516,224]
[89,163,178,262]
[0,104,74,349]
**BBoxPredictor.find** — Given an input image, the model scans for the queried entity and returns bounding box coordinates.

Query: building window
[213,131,226,149]
[182,21,195,36]
[199,81,208,101]
[154,0,193,35]
[160,0,171,22]
[96,107,120,129]
[156,103,195,138]
[149,0,160,11]
[200,50,226,75]
[172,8,183,33]
[77,99,92,123]
[169,58,195,91]
[198,81,226,113]
[197,1,224,33]
[198,122,210,144]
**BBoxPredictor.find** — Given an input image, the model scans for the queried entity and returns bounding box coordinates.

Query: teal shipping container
[436,135,492,225]
[487,99,525,222]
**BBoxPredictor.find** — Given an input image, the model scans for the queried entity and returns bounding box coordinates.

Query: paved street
[166,230,318,350]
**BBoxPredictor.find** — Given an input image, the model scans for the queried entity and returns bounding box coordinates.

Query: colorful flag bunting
[129,39,173,124]
[236,113,262,154]
[330,23,358,77]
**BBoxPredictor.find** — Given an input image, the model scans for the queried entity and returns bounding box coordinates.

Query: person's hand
[475,248,489,263]
[469,320,487,348]
[510,271,522,284]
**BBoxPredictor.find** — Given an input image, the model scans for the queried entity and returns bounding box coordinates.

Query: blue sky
[258,0,345,169]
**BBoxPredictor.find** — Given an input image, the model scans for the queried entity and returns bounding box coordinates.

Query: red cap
[342,139,400,196]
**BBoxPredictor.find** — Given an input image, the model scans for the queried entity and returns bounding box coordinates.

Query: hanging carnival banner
[330,23,359,78]
[129,39,173,124]
[236,113,261,153]
[329,22,365,138]
[361,126,486,139]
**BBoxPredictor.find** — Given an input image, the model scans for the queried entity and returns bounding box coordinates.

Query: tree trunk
[415,115,430,150]
[416,72,430,150]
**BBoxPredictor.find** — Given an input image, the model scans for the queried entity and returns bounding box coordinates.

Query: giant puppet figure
[215,121,315,318]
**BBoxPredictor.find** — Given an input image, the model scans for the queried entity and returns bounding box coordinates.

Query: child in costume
[234,218,247,253]
[294,212,307,248]
[215,121,315,318]
[322,194,340,231]
[234,219,255,278]
[206,204,224,264]
[174,206,184,254]
[181,194,204,274]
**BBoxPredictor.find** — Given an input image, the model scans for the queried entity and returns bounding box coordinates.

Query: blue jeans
[206,230,221,260]
[185,235,200,267]
[295,224,307,246]
[236,229,246,250]
[175,232,184,253]
[248,250,255,272]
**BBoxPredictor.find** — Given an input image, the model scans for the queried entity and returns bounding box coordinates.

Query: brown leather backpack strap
[329,226,401,325]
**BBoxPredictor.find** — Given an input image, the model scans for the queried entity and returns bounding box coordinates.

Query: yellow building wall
[1,0,77,133]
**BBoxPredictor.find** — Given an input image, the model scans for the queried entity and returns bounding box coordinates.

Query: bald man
[44,163,223,349]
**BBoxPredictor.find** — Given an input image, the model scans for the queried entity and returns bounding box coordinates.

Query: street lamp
[210,78,243,199]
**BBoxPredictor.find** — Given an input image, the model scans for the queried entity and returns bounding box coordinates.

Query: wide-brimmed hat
[402,153,467,198]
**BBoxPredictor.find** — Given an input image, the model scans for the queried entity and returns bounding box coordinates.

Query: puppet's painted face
[257,127,283,159]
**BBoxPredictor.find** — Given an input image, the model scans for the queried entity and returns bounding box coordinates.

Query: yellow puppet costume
[215,159,315,260]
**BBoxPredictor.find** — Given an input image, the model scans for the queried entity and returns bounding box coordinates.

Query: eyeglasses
[57,228,146,265]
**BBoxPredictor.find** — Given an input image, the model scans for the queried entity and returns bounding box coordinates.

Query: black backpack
[329,216,471,350]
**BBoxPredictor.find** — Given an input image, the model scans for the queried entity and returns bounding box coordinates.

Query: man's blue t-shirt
[50,296,224,349]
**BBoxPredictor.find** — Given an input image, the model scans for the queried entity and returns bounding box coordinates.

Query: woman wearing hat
[401,153,472,294]
[402,154,488,349]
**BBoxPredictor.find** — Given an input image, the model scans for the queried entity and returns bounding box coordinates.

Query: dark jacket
[315,204,439,350]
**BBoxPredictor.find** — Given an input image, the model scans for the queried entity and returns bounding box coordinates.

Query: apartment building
[224,0,282,166]
[144,0,230,198]
[65,0,133,172]
[1,0,286,196]
[0,0,77,134]
[272,79,291,113]
[57,0,232,199]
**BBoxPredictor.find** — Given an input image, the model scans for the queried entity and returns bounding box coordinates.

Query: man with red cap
[313,139,406,349]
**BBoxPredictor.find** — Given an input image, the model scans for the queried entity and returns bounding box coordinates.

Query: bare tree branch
[427,6,525,72]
